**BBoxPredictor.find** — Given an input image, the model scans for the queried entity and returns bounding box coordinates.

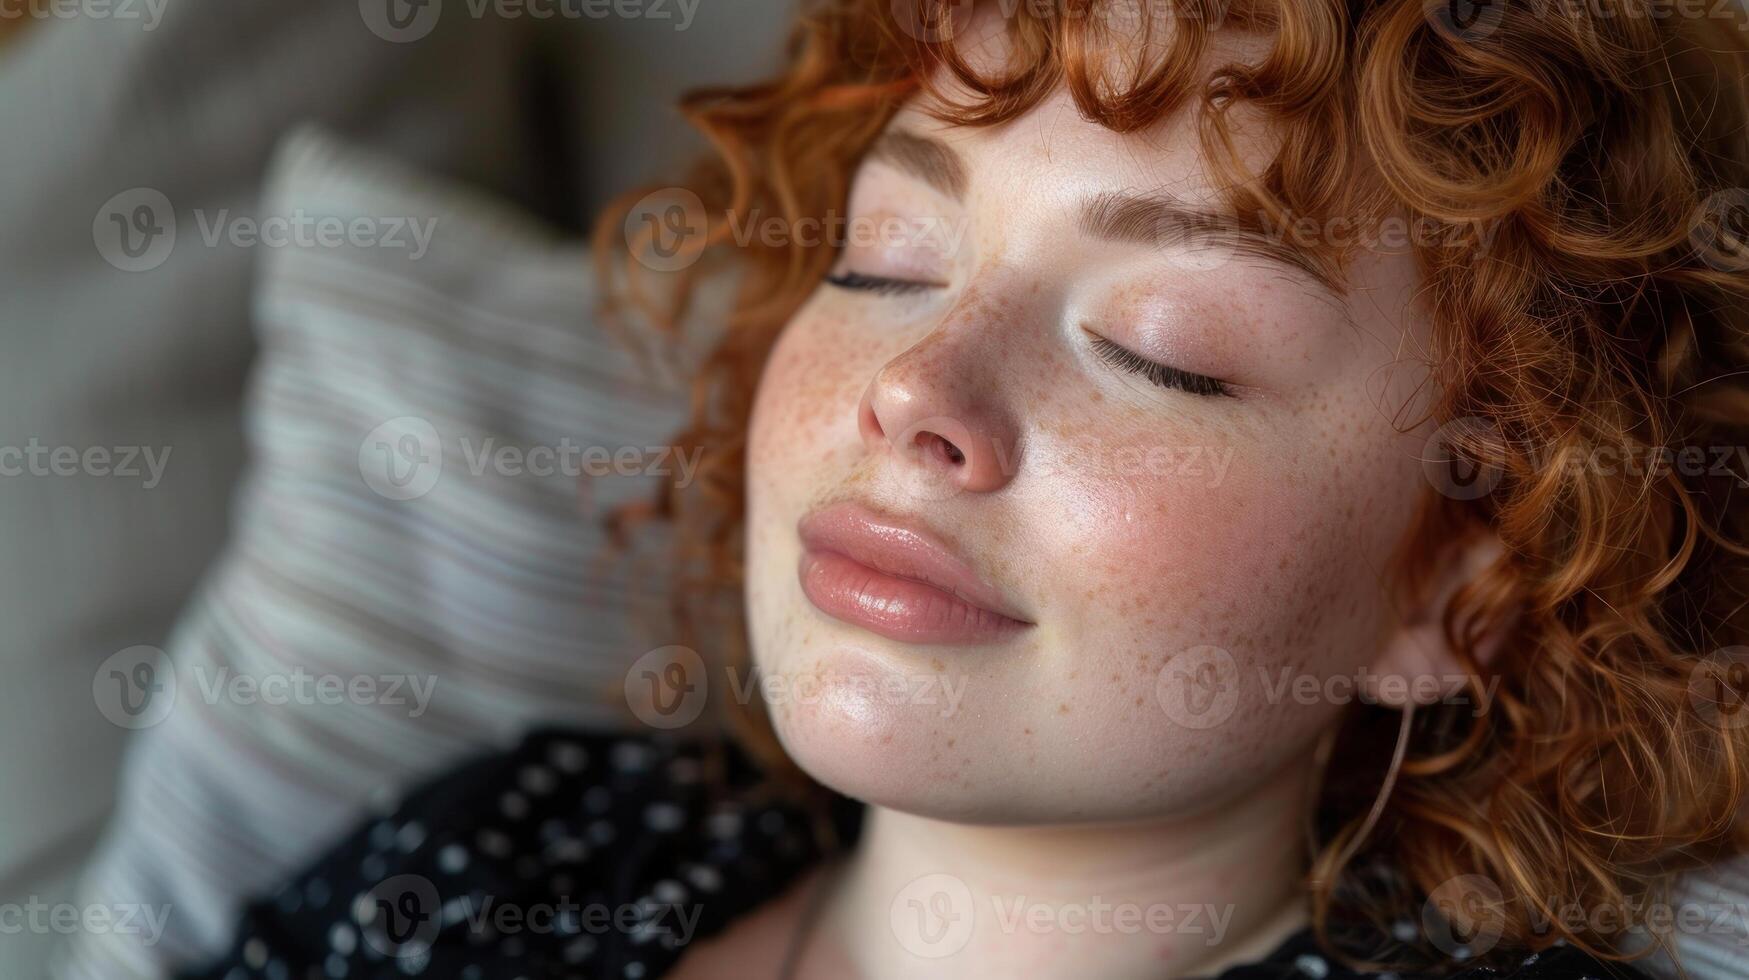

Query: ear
[1365,528,1513,709]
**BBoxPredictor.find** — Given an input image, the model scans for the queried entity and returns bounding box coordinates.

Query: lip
[796,502,1033,645]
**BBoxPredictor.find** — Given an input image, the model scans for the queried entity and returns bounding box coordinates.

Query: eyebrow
[1078,190,1345,295]
[871,128,1345,295]
[868,130,969,200]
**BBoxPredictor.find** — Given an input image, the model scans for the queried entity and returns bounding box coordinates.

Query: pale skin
[667,26,1496,980]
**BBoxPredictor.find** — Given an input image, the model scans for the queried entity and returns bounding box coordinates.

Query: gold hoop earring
[1335,701,1416,872]
[1303,720,1342,859]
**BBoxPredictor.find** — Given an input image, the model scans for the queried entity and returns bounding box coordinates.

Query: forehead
[897,24,1285,206]
[888,97,1244,214]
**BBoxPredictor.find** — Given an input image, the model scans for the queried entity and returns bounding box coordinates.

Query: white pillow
[58,126,704,979]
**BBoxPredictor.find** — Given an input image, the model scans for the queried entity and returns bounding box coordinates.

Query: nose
[857,333,1021,495]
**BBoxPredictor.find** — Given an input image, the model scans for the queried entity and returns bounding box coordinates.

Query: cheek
[1008,394,1424,805]
[747,307,864,478]
[744,306,873,677]
[1055,424,1403,669]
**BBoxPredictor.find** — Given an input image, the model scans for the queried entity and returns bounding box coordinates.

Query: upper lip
[796,502,1033,625]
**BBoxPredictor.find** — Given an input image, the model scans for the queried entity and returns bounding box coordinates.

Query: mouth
[796,502,1033,646]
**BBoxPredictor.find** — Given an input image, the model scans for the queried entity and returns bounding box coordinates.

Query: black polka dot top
[181,728,1649,980]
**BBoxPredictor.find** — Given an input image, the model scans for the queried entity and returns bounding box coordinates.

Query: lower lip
[797,549,1030,645]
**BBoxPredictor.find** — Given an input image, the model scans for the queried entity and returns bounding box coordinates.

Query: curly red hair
[595,0,1749,972]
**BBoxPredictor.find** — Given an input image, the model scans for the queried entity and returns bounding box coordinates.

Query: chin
[758,641,967,812]
[753,631,1230,826]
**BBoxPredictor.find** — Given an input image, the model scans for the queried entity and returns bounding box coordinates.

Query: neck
[813,756,1317,980]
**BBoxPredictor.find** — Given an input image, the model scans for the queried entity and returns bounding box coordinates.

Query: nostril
[915,430,965,466]
[857,389,886,444]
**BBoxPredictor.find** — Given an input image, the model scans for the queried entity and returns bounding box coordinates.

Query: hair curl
[595,0,1749,972]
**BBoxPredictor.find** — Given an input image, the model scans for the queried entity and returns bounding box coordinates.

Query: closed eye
[1088,334,1233,398]
[824,271,941,296]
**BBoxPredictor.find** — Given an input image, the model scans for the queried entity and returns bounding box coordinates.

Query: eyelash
[825,272,1233,398]
[1089,335,1232,398]
[824,271,936,296]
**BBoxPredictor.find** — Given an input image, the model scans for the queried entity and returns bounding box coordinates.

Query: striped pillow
[58,127,703,979]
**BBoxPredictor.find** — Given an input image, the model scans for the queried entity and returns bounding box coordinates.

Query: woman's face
[743,56,1436,825]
